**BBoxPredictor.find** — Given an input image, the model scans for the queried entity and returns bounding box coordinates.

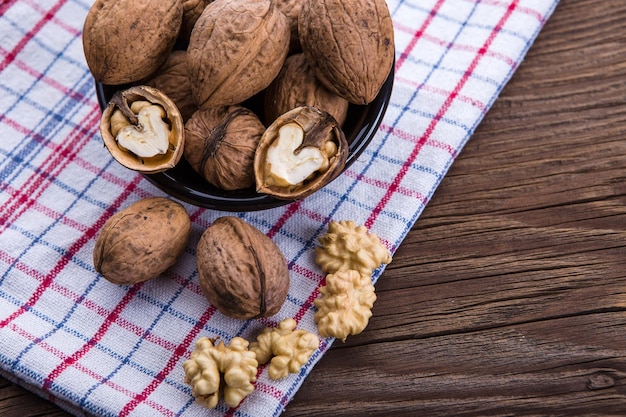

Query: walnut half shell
[99,85,185,174]
[254,106,348,200]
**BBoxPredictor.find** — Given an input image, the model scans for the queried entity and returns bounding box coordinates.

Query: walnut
[196,216,290,320]
[184,106,264,190]
[264,53,349,127]
[182,336,258,409]
[315,220,392,276]
[93,197,191,285]
[179,0,213,44]
[314,270,376,342]
[99,85,185,174]
[250,318,319,380]
[83,0,183,85]
[298,0,395,105]
[187,0,290,107]
[254,106,348,200]
[273,0,305,54]
[145,50,198,122]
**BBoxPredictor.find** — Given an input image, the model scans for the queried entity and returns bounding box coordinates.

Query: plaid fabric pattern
[0,0,558,416]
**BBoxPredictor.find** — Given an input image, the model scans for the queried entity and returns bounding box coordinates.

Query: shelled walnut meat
[299,0,395,105]
[196,216,290,320]
[100,85,185,173]
[184,106,264,191]
[83,0,183,85]
[255,106,348,200]
[187,0,290,107]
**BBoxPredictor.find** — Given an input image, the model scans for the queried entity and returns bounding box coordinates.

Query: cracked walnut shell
[99,85,185,174]
[254,106,348,200]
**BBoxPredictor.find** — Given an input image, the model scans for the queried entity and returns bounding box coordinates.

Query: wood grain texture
[2,0,625,415]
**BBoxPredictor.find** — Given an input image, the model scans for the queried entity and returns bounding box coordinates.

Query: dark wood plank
[2,0,626,415]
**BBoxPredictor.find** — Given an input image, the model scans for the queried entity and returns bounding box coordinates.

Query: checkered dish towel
[0,0,558,416]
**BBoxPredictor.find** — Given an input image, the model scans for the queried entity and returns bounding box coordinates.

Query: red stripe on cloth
[365,1,519,230]
[7,323,176,416]
[0,109,98,232]
[0,174,142,330]
[267,200,302,239]
[117,306,217,417]
[41,283,142,391]
[0,0,20,17]
[0,0,67,72]
[396,76,487,111]
[395,0,446,70]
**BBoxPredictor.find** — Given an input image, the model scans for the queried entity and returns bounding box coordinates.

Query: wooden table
[2,0,625,415]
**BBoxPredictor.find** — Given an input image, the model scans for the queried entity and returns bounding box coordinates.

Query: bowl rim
[95,66,394,212]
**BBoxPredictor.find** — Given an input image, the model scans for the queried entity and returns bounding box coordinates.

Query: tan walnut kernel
[314,269,376,342]
[254,106,348,200]
[99,85,185,174]
[315,220,392,276]
[182,336,258,409]
[249,318,319,380]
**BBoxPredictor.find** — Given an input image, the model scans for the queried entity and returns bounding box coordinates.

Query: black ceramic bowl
[95,68,393,211]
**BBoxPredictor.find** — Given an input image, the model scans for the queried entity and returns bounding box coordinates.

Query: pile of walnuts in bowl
[84,0,395,202]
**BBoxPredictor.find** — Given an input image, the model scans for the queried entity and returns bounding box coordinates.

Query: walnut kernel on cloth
[250,318,319,380]
[314,270,376,342]
[315,220,392,276]
[182,337,258,409]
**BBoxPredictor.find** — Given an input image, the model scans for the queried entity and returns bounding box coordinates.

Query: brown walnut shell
[264,53,349,127]
[184,106,264,190]
[93,197,191,285]
[99,85,185,174]
[254,105,348,200]
[299,0,395,105]
[179,0,213,44]
[145,50,198,122]
[83,0,183,85]
[196,216,290,320]
[274,0,304,54]
[187,0,290,107]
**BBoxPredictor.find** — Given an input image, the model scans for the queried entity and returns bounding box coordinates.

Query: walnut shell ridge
[83,0,183,85]
[299,0,395,105]
[187,0,290,107]
[196,216,290,320]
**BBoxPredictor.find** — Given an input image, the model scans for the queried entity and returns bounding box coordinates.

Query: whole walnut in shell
[93,197,191,285]
[299,0,395,105]
[187,0,290,107]
[184,106,264,190]
[145,51,198,122]
[196,216,290,320]
[83,0,183,85]
[264,53,349,127]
